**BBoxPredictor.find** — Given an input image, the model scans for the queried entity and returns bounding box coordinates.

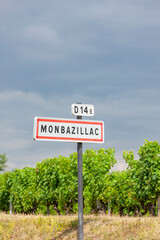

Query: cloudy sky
[1,0,160,171]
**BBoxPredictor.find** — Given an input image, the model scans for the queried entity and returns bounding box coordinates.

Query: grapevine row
[0,140,160,216]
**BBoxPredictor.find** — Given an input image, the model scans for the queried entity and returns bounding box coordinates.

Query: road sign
[33,103,104,240]
[71,104,94,116]
[33,117,104,143]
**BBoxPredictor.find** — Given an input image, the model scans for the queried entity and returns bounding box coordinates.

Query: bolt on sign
[33,117,104,143]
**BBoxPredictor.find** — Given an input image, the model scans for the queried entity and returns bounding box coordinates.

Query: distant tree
[0,153,8,171]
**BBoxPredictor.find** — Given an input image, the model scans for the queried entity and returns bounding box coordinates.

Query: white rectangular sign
[33,117,104,143]
[71,104,94,116]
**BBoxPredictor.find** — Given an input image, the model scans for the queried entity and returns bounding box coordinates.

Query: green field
[0,213,160,240]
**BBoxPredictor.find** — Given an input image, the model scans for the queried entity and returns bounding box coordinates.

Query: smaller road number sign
[33,117,104,143]
[71,104,94,116]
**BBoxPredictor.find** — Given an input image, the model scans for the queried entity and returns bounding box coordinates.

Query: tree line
[0,140,160,216]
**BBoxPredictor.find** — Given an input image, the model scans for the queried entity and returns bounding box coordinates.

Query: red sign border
[34,118,104,143]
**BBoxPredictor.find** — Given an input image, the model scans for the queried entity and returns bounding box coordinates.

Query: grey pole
[10,200,13,215]
[77,115,83,240]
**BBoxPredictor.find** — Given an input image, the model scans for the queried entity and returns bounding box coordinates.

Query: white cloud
[0,90,78,169]
[23,25,59,45]
[0,0,23,12]
[0,89,159,171]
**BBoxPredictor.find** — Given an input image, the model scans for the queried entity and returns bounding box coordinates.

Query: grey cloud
[1,1,160,171]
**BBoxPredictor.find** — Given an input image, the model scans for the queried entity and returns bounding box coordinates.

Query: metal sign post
[77,115,83,240]
[33,103,104,240]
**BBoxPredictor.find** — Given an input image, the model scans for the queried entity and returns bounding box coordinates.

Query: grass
[0,213,160,239]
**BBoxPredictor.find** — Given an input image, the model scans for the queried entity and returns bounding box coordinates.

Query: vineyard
[0,140,160,216]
